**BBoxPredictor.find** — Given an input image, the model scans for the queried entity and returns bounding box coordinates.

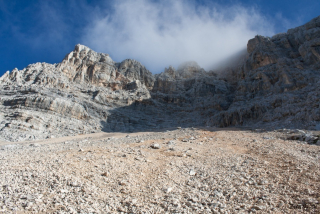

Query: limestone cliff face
[1,16,320,141]
[0,44,156,141]
[215,15,320,128]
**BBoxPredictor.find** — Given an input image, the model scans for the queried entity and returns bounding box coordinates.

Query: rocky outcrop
[216,15,320,129]
[0,45,157,141]
[1,16,320,142]
[117,59,155,89]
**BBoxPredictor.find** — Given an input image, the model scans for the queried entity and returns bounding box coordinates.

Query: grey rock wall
[216,15,320,129]
[1,16,320,141]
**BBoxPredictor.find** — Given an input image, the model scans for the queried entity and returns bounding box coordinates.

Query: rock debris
[0,128,319,213]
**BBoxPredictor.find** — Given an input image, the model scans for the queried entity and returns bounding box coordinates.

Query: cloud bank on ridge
[82,0,275,73]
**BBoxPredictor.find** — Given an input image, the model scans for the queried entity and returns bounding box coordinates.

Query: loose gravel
[0,127,319,213]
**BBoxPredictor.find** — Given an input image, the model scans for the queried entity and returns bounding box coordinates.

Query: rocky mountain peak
[63,44,114,65]
[74,43,91,53]
[0,16,320,142]
[0,70,10,83]
[177,61,207,79]
[163,66,177,79]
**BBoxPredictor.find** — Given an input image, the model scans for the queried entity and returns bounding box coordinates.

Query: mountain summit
[1,16,320,142]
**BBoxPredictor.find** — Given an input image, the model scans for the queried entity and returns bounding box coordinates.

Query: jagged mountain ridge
[0,44,232,141]
[0,15,320,142]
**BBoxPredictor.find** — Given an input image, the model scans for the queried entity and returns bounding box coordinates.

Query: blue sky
[0,0,319,76]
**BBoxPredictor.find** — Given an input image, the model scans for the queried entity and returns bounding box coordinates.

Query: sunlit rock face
[1,16,320,142]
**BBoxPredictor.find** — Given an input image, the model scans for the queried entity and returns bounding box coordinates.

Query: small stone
[70,182,80,187]
[278,201,285,207]
[134,157,144,161]
[163,187,173,193]
[167,140,175,145]
[59,189,68,193]
[172,199,180,206]
[120,188,127,194]
[101,172,108,176]
[20,195,33,200]
[119,181,127,186]
[211,203,219,208]
[219,203,226,208]
[214,190,223,197]
[24,202,33,209]
[248,180,255,185]
[258,179,268,185]
[151,143,160,149]
[252,204,266,210]
[189,169,196,176]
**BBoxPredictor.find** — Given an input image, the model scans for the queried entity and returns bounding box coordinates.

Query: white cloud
[83,0,275,73]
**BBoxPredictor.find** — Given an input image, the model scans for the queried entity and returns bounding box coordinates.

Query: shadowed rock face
[1,16,320,141]
[217,16,320,129]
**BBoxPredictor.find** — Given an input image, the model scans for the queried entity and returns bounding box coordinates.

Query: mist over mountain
[2,1,320,213]
[1,15,320,142]
[1,0,319,75]
[82,0,274,73]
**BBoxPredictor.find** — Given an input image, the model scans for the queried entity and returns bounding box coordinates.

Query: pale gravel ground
[0,127,319,213]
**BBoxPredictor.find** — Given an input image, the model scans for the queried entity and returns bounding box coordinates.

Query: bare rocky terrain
[0,15,320,214]
[0,128,319,213]
[1,16,320,142]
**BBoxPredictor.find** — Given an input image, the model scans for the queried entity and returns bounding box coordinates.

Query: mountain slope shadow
[99,84,235,133]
